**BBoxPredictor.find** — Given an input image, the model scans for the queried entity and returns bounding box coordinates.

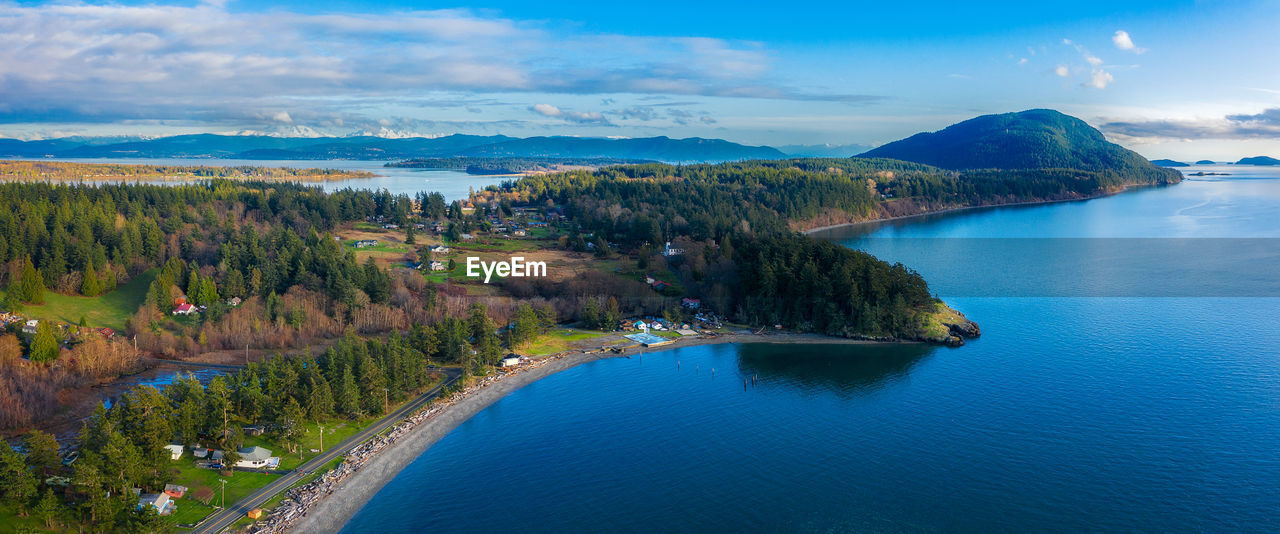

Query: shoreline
[800,185,1148,236]
[277,334,889,534]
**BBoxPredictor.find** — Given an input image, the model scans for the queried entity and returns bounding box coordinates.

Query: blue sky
[3,0,1280,159]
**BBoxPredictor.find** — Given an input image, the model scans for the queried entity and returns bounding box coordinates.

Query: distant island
[0,159,374,182]
[857,109,1181,187]
[1195,160,1216,165]
[1151,159,1188,167]
[387,156,654,175]
[1236,156,1280,166]
[0,134,785,163]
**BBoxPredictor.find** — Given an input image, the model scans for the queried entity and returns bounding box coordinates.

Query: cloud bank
[0,2,881,134]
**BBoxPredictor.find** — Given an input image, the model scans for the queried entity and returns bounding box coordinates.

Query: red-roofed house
[172,303,196,316]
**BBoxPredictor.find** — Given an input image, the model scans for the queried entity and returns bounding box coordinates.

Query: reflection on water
[736,343,936,397]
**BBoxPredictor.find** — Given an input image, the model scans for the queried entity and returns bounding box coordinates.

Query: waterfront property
[624,332,674,347]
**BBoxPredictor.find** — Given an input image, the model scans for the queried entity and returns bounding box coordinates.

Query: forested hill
[858,109,1182,185]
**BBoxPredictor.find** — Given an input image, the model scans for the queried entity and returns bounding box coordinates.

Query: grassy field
[522,328,613,356]
[167,461,279,526]
[5,269,156,331]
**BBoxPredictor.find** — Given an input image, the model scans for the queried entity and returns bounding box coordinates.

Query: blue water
[6,157,499,200]
[343,166,1280,532]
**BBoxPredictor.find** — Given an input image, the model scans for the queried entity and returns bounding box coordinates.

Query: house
[227,296,242,307]
[354,239,379,248]
[173,295,187,306]
[172,303,196,316]
[22,320,38,334]
[429,261,446,271]
[499,354,524,367]
[234,446,275,469]
[432,222,445,232]
[163,444,184,460]
[163,484,187,499]
[192,447,211,459]
[681,298,701,310]
[512,229,527,237]
[137,493,174,515]
[632,320,648,330]
[414,223,426,230]
[649,321,666,331]
[243,425,265,436]
[96,327,116,339]
[382,223,399,230]
[663,241,684,257]
[459,233,475,241]
[429,245,450,254]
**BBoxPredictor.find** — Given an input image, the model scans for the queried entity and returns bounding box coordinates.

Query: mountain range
[0,134,784,163]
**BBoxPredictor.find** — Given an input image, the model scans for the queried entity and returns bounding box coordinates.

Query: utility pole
[219,479,227,509]
[318,424,325,452]
[245,342,249,366]
[382,387,389,415]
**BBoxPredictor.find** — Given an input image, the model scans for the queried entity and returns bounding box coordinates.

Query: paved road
[189,369,461,534]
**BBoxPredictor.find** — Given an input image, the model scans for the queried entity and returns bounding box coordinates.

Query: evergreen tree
[17,256,44,304]
[30,321,60,363]
[81,262,101,296]
[0,440,37,506]
[337,366,361,417]
[22,430,60,476]
[34,489,61,529]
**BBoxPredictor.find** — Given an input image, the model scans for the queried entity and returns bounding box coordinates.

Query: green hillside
[859,109,1181,185]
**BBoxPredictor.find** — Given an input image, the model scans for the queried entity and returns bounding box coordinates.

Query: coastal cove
[332,166,1280,533]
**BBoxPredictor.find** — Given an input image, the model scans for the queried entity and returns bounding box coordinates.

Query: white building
[163,444,184,460]
[662,241,684,257]
[234,446,276,469]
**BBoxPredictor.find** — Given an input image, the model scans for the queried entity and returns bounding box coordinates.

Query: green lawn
[5,269,156,331]
[343,240,409,254]
[522,328,612,356]
[166,461,279,527]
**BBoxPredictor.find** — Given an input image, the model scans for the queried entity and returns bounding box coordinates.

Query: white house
[663,241,684,257]
[22,320,38,334]
[429,245,450,254]
[429,261,446,271]
[234,446,276,469]
[163,444,184,461]
[499,354,524,367]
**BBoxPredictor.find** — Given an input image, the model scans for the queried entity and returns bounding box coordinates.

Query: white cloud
[0,3,873,131]
[528,104,611,125]
[1088,69,1114,89]
[1112,30,1147,54]
[531,104,562,117]
[1059,39,1115,90]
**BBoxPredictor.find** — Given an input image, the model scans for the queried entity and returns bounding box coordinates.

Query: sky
[2,0,1280,159]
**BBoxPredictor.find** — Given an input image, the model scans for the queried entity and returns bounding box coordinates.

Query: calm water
[7,157,502,200]
[333,164,1279,532]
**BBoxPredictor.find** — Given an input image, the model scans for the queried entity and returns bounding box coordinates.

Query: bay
[3,158,504,200]
[341,164,1280,532]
